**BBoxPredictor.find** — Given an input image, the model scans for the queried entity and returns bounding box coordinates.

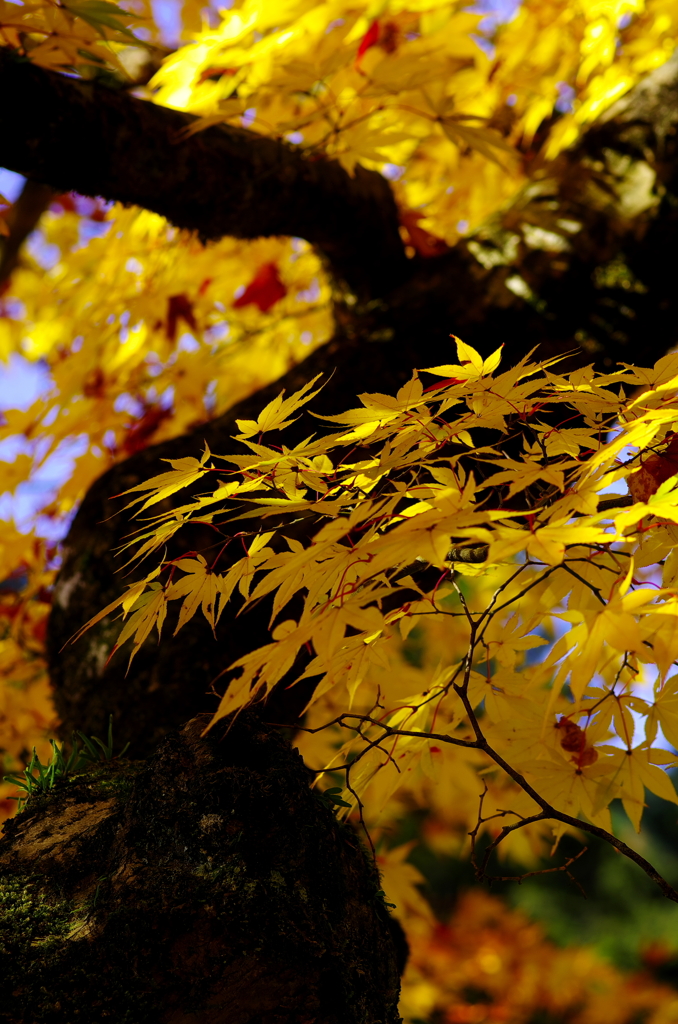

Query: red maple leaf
[423,378,465,393]
[232,262,287,313]
[198,66,237,84]
[83,367,105,399]
[51,193,77,213]
[89,203,108,222]
[123,404,172,456]
[50,194,108,220]
[357,19,380,62]
[166,293,197,341]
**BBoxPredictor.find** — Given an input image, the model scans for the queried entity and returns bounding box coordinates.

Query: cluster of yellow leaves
[395,883,678,1023]
[0,199,331,513]
[2,7,678,1013]
[2,0,677,810]
[83,341,678,850]
[4,0,677,202]
[153,0,678,244]
[0,0,148,72]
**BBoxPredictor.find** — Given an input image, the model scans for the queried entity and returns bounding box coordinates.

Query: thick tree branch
[0,47,406,297]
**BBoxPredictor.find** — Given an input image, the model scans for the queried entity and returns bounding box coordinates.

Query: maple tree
[75,339,678,886]
[2,0,678,1020]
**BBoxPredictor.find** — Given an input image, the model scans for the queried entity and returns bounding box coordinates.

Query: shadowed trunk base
[0,714,402,1024]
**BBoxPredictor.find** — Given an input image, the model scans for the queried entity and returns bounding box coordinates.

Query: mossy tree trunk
[0,716,403,1023]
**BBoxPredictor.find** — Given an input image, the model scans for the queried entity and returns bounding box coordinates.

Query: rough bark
[0,714,403,1023]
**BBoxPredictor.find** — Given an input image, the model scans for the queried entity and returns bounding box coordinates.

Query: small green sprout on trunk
[3,715,129,811]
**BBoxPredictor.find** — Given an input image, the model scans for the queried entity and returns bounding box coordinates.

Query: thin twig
[314,712,678,903]
[483,848,589,898]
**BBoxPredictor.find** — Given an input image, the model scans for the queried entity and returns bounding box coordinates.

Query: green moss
[0,871,156,1023]
[81,760,141,799]
[0,760,156,1023]
[0,875,73,958]
[0,875,86,1023]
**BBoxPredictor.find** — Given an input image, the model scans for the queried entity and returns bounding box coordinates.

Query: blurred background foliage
[378,788,678,1021]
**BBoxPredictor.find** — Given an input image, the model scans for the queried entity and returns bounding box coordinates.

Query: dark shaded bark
[0,47,405,299]
[0,714,402,1023]
[0,179,53,284]
[45,51,678,754]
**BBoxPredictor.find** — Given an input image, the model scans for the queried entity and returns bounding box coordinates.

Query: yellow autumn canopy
[2,3,678,1016]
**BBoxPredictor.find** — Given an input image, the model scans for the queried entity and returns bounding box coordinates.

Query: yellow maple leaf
[118,448,212,513]
[235,374,323,438]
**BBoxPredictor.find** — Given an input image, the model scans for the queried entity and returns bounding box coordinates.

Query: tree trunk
[3,48,678,1024]
[0,715,403,1023]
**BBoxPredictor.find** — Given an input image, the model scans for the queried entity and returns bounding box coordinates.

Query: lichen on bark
[0,714,402,1023]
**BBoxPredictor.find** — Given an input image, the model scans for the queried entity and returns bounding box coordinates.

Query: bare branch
[447,544,489,563]
[598,494,633,512]
[298,712,481,752]
[471,727,678,904]
[471,806,587,899]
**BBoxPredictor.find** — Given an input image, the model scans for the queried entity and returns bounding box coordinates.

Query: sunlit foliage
[0,0,147,71]
[80,343,678,853]
[3,0,678,1014]
[154,0,678,236]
